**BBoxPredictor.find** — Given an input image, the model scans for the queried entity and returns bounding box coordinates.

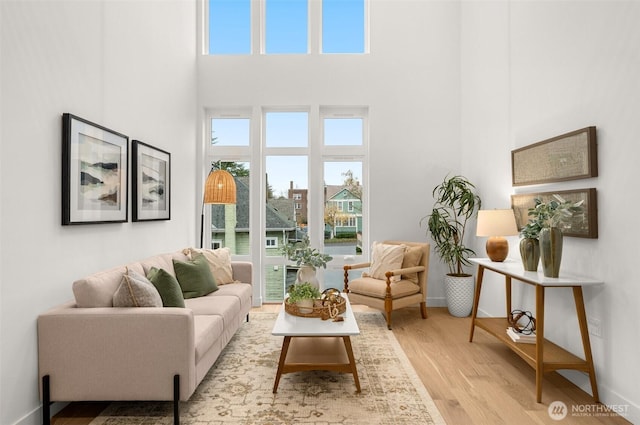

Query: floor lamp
[200,167,237,248]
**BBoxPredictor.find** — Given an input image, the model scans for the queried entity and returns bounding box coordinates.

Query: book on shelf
[506,327,536,344]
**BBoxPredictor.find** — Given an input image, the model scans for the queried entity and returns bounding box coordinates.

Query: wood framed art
[512,127,597,186]
[511,188,598,238]
[62,113,128,225]
[132,140,171,221]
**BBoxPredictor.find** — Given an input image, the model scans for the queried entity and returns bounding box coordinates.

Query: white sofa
[37,249,253,425]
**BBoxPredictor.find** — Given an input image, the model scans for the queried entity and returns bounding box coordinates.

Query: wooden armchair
[343,241,430,330]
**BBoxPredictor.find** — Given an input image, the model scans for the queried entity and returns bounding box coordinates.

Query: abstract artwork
[132,140,171,221]
[62,113,128,225]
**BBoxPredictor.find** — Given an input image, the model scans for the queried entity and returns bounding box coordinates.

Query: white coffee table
[271,293,361,393]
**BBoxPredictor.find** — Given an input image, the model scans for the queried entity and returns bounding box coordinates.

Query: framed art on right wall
[511,188,598,238]
[512,126,597,186]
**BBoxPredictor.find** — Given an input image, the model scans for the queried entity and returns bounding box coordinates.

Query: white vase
[444,274,475,317]
[296,298,314,314]
[296,265,319,290]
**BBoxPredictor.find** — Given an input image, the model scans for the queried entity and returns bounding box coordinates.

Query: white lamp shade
[476,209,518,237]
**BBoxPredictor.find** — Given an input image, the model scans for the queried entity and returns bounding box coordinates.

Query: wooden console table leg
[505,276,512,317]
[342,336,361,393]
[535,285,545,403]
[573,286,600,402]
[273,336,292,393]
[469,265,485,342]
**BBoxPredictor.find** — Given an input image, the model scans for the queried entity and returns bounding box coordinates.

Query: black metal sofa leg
[42,375,51,425]
[174,374,180,425]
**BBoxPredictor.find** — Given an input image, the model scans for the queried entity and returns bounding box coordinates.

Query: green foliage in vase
[421,175,482,276]
[286,282,321,303]
[281,235,333,269]
[526,194,585,232]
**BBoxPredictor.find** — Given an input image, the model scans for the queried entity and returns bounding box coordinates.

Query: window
[208,0,251,54]
[207,0,367,56]
[322,0,366,53]
[211,118,250,146]
[205,107,367,303]
[266,237,278,248]
[265,0,308,54]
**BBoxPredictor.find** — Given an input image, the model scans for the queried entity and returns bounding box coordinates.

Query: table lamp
[200,166,237,248]
[476,209,518,262]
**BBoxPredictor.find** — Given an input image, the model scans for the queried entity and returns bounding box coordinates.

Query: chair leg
[420,302,427,319]
[385,312,392,330]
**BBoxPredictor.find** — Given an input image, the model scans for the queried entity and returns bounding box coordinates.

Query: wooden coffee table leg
[343,336,361,393]
[273,336,292,393]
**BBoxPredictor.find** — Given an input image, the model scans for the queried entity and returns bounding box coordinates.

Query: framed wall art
[62,113,128,225]
[132,140,171,221]
[511,127,598,186]
[511,188,598,238]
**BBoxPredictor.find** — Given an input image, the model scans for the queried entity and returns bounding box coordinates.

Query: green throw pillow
[147,267,186,308]
[173,253,218,299]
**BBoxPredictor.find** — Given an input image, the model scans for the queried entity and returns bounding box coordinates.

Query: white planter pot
[444,274,475,317]
[296,298,314,314]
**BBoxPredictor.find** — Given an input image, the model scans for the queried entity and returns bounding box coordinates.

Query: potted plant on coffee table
[286,282,321,314]
[421,175,481,317]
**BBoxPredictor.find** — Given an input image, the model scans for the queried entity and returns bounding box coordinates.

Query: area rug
[90,312,446,425]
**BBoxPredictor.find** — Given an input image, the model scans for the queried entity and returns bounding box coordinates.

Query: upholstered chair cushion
[401,245,424,284]
[348,276,420,299]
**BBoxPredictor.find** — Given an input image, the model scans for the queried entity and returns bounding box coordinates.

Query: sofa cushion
[184,295,241,327]
[113,269,163,307]
[193,315,224,363]
[213,283,252,311]
[173,253,218,299]
[401,245,423,285]
[139,251,190,276]
[147,267,186,308]
[72,263,146,308]
[184,247,235,285]
[366,242,406,282]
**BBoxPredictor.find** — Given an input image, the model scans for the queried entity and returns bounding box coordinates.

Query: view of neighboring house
[324,185,363,241]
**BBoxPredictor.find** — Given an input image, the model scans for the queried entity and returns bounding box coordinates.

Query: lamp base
[486,236,509,262]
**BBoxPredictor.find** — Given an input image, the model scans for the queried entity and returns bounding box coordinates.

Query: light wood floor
[52,306,630,425]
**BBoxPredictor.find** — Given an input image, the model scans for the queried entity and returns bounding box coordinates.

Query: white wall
[0,1,197,424]
[198,0,462,305]
[461,1,640,422]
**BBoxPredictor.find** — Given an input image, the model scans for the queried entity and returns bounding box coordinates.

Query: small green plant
[527,195,584,230]
[286,282,321,303]
[281,235,333,269]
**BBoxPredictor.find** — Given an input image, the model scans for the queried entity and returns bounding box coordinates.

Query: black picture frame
[62,113,128,225]
[132,140,171,222]
[511,188,598,238]
[511,127,598,186]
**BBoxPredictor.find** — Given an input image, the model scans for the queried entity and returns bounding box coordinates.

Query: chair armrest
[385,265,425,277]
[343,262,371,271]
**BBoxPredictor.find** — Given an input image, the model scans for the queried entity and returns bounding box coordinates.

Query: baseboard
[426,296,447,307]
[558,370,638,423]
[13,402,68,425]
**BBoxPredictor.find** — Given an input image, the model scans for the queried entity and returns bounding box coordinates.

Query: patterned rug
[90,312,446,425]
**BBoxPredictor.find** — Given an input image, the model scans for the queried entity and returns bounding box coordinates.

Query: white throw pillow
[184,247,235,285]
[367,242,406,282]
[113,268,163,307]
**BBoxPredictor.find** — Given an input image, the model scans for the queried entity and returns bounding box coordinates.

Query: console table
[468,258,601,403]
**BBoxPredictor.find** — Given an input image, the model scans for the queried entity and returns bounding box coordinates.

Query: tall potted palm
[421,175,481,317]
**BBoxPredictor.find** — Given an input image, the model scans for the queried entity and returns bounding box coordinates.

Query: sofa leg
[42,375,51,425]
[173,374,180,425]
[246,313,250,323]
